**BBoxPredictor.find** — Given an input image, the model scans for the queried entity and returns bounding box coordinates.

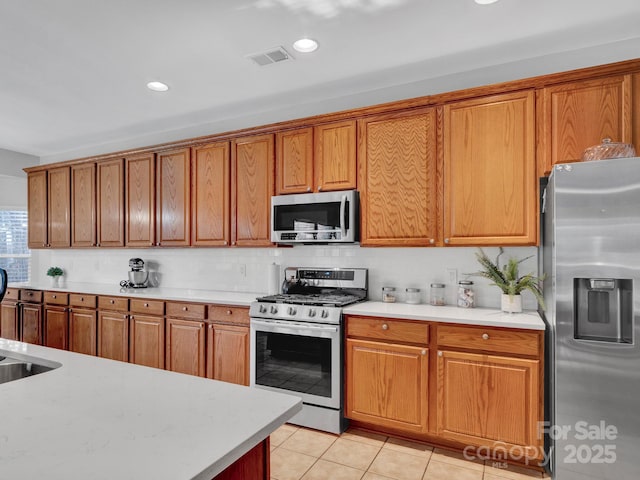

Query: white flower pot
[50,276,61,288]
[501,294,522,313]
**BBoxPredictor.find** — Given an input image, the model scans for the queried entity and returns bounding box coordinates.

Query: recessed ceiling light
[146,81,169,92]
[475,0,499,4]
[293,38,319,53]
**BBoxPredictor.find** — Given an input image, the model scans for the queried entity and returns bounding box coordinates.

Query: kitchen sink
[0,355,58,385]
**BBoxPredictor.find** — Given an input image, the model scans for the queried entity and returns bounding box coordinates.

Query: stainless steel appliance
[271,190,359,244]
[541,157,640,479]
[249,267,367,434]
[120,258,148,288]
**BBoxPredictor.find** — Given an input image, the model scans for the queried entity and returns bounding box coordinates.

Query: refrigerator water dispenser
[574,278,633,343]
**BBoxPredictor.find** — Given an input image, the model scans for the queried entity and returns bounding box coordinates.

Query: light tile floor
[270,424,549,480]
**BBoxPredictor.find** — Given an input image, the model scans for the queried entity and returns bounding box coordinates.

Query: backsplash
[32,245,539,309]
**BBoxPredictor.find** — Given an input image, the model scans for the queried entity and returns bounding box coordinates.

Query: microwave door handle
[340,194,347,238]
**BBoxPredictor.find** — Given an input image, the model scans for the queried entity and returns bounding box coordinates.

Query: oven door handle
[251,318,338,337]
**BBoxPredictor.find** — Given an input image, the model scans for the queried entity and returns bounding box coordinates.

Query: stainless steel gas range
[249,267,367,434]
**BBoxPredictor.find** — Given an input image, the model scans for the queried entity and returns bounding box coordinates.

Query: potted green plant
[471,248,544,313]
[46,266,64,288]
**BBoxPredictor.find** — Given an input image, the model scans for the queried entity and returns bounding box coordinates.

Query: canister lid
[458,280,473,285]
[430,283,445,288]
[382,286,396,291]
[406,288,420,292]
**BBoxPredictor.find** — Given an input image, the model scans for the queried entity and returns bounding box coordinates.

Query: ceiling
[1,0,639,161]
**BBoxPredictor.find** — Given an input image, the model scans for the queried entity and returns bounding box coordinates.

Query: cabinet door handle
[444,238,450,244]
[318,186,323,192]
[381,323,388,330]
[110,300,115,304]
[482,333,490,340]
[438,351,443,357]
[52,295,56,299]
[183,306,188,311]
[227,310,232,315]
[429,239,435,244]
[124,315,128,319]
[421,349,427,356]
[130,315,134,320]
[306,187,311,192]
[144,303,149,307]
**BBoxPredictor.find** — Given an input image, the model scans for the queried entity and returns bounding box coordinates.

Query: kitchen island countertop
[0,340,301,480]
[344,301,545,330]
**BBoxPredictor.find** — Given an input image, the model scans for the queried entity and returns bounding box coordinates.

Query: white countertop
[0,340,301,480]
[8,281,264,306]
[343,301,545,330]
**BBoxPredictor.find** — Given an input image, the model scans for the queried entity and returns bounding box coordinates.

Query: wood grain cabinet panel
[27,171,48,248]
[129,314,165,369]
[206,323,249,385]
[71,163,96,247]
[0,301,20,340]
[443,91,536,246]
[191,142,230,246]
[21,303,43,345]
[166,318,206,377]
[97,158,125,247]
[69,308,97,356]
[314,120,357,192]
[346,338,429,434]
[157,148,191,246]
[125,153,155,247]
[47,166,71,248]
[98,310,130,362]
[437,350,541,459]
[231,134,274,246]
[539,75,633,176]
[358,109,438,246]
[276,127,314,194]
[43,305,69,350]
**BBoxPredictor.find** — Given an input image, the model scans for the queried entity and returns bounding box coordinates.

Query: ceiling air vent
[246,46,293,67]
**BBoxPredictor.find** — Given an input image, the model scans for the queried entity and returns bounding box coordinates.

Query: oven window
[255,331,332,398]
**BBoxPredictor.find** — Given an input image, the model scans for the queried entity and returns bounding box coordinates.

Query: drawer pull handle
[130,315,134,320]
[482,333,490,340]
[227,310,232,315]
[81,297,84,301]
[144,303,149,307]
[421,349,427,356]
[53,295,56,299]
[183,307,188,311]
[123,315,128,319]
[110,300,115,304]
[381,324,388,330]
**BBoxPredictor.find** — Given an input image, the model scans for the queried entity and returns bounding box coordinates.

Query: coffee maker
[120,258,148,288]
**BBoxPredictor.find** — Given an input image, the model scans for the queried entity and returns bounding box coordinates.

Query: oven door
[250,318,341,410]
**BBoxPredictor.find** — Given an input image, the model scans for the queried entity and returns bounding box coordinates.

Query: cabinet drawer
[166,302,206,320]
[22,289,44,303]
[130,298,165,316]
[208,305,250,326]
[98,296,129,311]
[346,316,429,345]
[42,291,66,305]
[437,324,540,357]
[69,294,97,308]
[4,288,20,301]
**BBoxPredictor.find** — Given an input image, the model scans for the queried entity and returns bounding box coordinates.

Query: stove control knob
[288,306,297,316]
[270,305,278,315]
[259,304,267,314]
[320,309,329,319]
[308,309,317,318]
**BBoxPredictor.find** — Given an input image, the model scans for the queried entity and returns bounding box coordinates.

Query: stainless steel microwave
[271,190,359,244]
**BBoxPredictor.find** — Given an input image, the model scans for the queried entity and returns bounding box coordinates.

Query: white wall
[0,176,27,209]
[34,245,540,310]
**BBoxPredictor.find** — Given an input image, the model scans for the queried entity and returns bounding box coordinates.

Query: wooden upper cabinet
[47,166,71,248]
[443,91,537,246]
[97,158,125,247]
[231,134,274,246]
[315,120,357,192]
[156,148,191,246]
[276,127,314,194]
[71,163,96,247]
[538,74,633,176]
[358,109,438,246]
[125,153,155,247]
[27,171,48,248]
[191,142,230,246]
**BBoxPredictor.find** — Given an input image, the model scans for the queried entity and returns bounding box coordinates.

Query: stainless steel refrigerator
[542,156,640,479]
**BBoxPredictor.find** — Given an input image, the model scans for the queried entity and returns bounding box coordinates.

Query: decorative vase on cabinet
[501,294,522,313]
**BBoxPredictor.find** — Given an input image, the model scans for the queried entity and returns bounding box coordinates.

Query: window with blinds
[0,210,30,282]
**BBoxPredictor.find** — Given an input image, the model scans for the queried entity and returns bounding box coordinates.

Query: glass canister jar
[457,280,475,308]
[405,288,421,304]
[382,287,397,303]
[430,283,445,306]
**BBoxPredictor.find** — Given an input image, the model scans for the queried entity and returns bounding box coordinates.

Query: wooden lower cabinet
[69,308,97,356]
[206,323,249,385]
[436,350,541,459]
[346,338,429,434]
[166,318,206,377]
[0,301,20,340]
[98,311,130,362]
[21,303,43,345]
[130,314,165,369]
[44,306,69,350]
[214,438,270,480]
